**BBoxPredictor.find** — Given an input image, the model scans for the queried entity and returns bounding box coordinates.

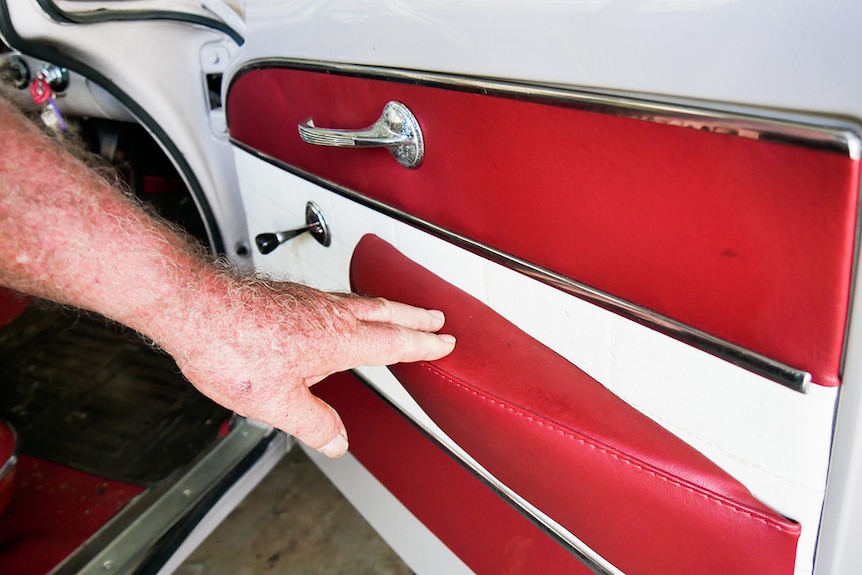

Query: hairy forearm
[0,98,210,337]
[0,99,348,382]
[0,97,455,456]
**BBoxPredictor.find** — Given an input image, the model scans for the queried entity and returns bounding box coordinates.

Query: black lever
[255,201,331,254]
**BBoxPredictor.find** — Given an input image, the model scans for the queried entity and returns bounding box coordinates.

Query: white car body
[2,2,861,574]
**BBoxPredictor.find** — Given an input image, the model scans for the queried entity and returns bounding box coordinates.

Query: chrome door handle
[297,101,424,169]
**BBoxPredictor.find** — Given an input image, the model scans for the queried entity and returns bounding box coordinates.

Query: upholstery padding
[350,234,800,575]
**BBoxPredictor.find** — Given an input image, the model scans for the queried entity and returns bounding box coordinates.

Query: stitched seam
[417,362,799,534]
[610,388,819,491]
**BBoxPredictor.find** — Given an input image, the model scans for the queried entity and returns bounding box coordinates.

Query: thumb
[281,389,349,458]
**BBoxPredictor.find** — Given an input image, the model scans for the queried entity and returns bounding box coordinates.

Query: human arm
[0,97,455,457]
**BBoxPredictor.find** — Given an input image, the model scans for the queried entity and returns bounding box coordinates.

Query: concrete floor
[176,447,413,575]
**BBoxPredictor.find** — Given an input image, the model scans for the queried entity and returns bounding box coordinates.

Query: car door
[221,4,862,575]
[4,2,862,574]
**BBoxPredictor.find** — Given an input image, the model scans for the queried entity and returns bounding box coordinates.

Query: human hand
[0,96,453,458]
[161,278,455,458]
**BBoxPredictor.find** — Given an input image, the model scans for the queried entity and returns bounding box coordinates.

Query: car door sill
[50,419,284,575]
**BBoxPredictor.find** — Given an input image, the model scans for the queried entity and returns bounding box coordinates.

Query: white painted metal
[51,0,241,25]
[228,1,862,121]
[2,0,251,262]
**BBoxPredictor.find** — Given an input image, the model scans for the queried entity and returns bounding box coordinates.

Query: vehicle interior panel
[227,64,860,389]
[236,147,836,574]
[312,371,595,575]
[349,233,800,575]
[3,2,862,574]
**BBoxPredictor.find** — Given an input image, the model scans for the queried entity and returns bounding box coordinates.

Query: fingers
[318,428,349,458]
[274,388,349,458]
[347,296,447,333]
[330,294,456,368]
[349,322,456,367]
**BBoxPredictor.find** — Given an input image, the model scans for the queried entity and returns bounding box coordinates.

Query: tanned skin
[0,97,455,457]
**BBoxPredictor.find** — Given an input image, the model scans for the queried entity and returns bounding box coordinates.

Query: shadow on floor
[177,447,413,575]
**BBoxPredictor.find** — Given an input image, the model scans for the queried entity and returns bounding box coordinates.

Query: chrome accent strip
[350,370,625,575]
[0,424,17,483]
[232,58,862,159]
[231,140,812,393]
[64,419,276,575]
[0,453,15,483]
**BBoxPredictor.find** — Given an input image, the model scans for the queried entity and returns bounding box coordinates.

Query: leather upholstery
[350,234,800,575]
[314,372,595,575]
[228,65,860,386]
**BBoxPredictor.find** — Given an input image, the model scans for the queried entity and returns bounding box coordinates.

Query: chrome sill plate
[53,418,276,575]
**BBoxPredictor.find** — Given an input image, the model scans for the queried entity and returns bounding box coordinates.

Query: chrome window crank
[255,202,331,254]
[298,101,424,169]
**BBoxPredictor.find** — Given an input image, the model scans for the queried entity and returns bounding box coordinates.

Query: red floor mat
[0,455,144,575]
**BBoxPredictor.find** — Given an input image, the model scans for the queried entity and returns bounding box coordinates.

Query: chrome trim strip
[0,424,17,483]
[61,419,276,575]
[231,140,812,393]
[232,58,862,159]
[0,453,15,482]
[350,370,625,575]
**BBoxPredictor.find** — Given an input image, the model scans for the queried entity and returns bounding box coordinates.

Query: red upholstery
[227,65,860,386]
[350,234,800,575]
[314,372,594,575]
[0,421,17,517]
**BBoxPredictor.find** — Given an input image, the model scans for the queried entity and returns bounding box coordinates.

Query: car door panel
[230,143,836,574]
[349,233,800,575]
[6,1,862,574]
[216,7,862,575]
[227,63,860,390]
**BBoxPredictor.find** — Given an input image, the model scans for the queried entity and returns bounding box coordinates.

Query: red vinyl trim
[227,65,860,387]
[348,234,800,575]
[313,371,595,575]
